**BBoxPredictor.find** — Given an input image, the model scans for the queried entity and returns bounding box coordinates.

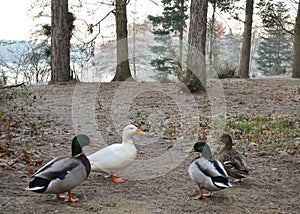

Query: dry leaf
[23,151,32,160]
[25,167,33,175]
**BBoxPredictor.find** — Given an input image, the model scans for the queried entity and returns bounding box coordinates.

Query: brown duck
[215,134,250,182]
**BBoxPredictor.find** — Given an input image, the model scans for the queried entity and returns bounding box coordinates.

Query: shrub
[215,63,236,79]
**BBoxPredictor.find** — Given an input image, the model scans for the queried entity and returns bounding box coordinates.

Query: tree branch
[0,83,25,89]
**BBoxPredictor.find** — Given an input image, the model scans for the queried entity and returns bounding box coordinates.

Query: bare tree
[50,0,72,83]
[0,41,30,84]
[238,0,254,79]
[185,0,207,92]
[0,40,50,85]
[292,2,300,78]
[28,43,51,83]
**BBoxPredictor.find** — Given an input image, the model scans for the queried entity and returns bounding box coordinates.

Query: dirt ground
[1,78,300,213]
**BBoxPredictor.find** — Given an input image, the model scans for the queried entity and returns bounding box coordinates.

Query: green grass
[203,112,300,152]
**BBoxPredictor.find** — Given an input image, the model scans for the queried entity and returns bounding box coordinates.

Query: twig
[0,83,25,89]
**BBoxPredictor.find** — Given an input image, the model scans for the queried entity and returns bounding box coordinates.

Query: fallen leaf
[23,151,32,160]
[25,167,33,175]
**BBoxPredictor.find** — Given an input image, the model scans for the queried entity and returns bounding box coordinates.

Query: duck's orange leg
[56,191,79,202]
[111,174,125,183]
[194,187,204,200]
[56,194,65,200]
[203,191,213,198]
[66,190,79,202]
[194,188,213,200]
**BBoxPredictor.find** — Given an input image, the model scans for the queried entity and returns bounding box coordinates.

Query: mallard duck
[215,134,250,182]
[186,142,231,199]
[25,134,99,202]
[88,124,146,183]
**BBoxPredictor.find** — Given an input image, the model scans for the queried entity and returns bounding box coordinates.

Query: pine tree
[148,0,188,81]
[256,1,293,75]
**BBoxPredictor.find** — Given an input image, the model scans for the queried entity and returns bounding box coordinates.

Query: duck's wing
[32,157,80,180]
[88,144,123,158]
[195,158,228,178]
[32,157,63,177]
[219,148,250,173]
[195,158,230,189]
[227,149,250,174]
[88,143,136,173]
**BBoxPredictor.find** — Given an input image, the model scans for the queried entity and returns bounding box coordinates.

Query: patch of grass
[238,112,246,121]
[202,112,300,152]
[254,115,265,123]
[244,123,252,134]
[255,127,262,134]
[165,128,174,135]
[25,121,38,137]
[215,63,236,79]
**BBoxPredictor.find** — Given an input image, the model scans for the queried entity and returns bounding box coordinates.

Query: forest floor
[0,78,300,213]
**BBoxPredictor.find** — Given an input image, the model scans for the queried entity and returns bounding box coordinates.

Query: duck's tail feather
[25,186,44,191]
[26,177,50,193]
[212,176,231,188]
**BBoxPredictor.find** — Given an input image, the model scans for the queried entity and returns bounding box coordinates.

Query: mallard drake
[25,134,99,202]
[88,124,146,183]
[215,134,250,182]
[186,142,231,199]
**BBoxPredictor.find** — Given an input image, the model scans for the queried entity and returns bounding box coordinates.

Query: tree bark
[209,1,217,66]
[238,0,254,79]
[50,0,72,83]
[292,2,300,78]
[177,0,185,80]
[112,0,132,81]
[185,0,207,92]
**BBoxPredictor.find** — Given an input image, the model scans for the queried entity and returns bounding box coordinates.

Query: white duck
[88,124,146,182]
[186,142,231,199]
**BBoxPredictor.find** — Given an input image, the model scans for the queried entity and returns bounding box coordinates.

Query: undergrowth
[0,86,48,171]
[206,112,300,154]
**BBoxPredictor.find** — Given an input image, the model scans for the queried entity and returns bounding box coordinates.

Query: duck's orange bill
[135,129,146,135]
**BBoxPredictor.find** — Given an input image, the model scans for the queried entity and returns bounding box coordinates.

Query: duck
[25,134,99,202]
[88,124,146,183]
[186,142,231,199]
[215,134,250,182]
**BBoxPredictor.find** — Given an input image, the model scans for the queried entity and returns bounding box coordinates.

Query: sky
[1,0,297,42]
[0,0,34,41]
[0,0,162,42]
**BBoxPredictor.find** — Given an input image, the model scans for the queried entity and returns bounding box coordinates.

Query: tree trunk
[112,0,132,81]
[177,0,185,80]
[238,0,254,79]
[209,1,216,66]
[50,0,72,83]
[185,0,207,92]
[292,2,300,78]
[132,0,137,80]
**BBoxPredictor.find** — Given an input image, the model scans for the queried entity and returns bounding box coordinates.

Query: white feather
[88,125,144,175]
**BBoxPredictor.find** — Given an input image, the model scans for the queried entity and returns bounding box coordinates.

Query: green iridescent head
[72,134,99,156]
[186,141,212,159]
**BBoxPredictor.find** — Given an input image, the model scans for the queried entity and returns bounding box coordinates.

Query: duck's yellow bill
[135,129,146,135]
[89,141,100,147]
[186,147,196,153]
